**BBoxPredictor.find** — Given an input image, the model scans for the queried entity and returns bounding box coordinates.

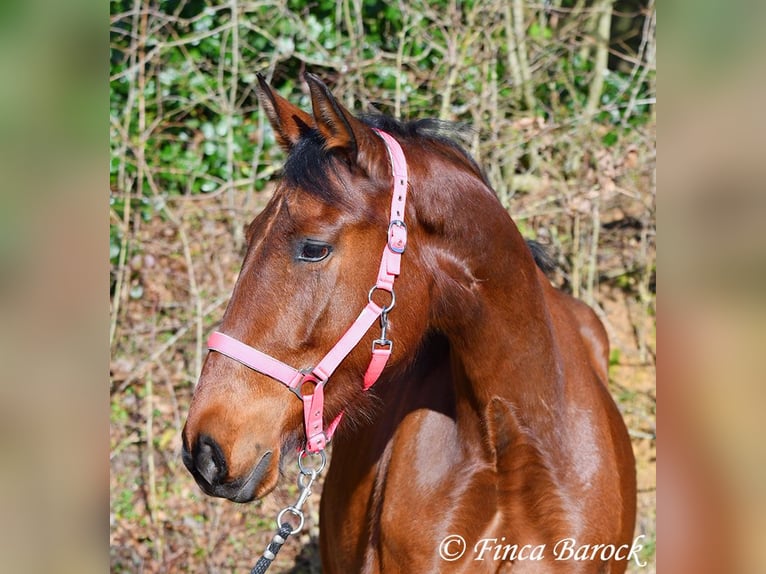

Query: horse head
[181,74,436,501]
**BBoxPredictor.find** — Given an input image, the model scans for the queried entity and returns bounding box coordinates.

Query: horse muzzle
[182,434,274,503]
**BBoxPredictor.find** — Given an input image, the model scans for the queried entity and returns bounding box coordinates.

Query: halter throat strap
[207,129,408,453]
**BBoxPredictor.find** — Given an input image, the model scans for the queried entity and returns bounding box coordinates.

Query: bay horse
[182,73,636,572]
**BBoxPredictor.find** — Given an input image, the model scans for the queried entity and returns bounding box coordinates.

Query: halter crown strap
[374,129,408,290]
[207,129,408,453]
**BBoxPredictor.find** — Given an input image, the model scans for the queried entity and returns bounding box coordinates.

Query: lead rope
[250,450,327,573]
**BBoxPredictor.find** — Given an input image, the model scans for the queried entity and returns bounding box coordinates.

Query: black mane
[282,114,490,200]
[282,129,339,201]
[525,239,556,275]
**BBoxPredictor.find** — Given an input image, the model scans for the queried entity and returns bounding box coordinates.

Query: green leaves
[528,22,552,41]
[110,0,655,214]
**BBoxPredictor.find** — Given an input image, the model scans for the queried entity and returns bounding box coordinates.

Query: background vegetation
[110,0,655,571]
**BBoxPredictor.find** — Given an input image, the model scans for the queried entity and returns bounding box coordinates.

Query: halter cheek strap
[207,129,408,453]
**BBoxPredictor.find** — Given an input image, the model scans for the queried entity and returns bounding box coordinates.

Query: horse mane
[525,239,556,275]
[359,114,491,186]
[360,115,556,276]
[282,114,489,199]
[281,113,555,274]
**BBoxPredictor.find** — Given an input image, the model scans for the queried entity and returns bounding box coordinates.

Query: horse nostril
[192,435,228,486]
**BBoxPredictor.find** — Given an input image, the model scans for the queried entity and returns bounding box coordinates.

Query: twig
[512,0,536,110]
[141,197,205,390]
[110,4,142,351]
[156,360,183,434]
[136,132,206,383]
[636,215,655,364]
[584,0,615,116]
[628,429,656,440]
[571,212,581,298]
[622,0,656,125]
[585,193,601,305]
[503,2,524,106]
[227,0,244,249]
[144,372,164,563]
[110,21,238,83]
[114,295,229,395]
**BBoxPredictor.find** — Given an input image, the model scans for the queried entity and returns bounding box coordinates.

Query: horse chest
[322,409,501,572]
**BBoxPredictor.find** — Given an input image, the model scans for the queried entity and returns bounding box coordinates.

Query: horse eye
[297,241,332,262]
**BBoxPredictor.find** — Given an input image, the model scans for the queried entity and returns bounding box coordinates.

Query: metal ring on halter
[276,506,305,535]
[368,285,396,313]
[286,370,323,400]
[298,448,327,475]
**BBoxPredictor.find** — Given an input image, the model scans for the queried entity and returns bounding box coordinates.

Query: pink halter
[207,129,408,453]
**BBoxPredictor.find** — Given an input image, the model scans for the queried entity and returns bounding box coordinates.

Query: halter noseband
[206,129,408,453]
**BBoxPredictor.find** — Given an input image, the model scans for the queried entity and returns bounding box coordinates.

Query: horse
[182,73,636,573]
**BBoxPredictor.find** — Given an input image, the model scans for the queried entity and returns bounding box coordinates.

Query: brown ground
[110,161,655,572]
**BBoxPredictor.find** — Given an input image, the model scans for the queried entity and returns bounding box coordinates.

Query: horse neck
[411,159,564,421]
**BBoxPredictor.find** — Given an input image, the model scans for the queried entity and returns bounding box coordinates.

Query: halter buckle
[387,220,407,254]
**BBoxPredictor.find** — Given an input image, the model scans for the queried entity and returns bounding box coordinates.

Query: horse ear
[255,73,313,151]
[304,73,377,164]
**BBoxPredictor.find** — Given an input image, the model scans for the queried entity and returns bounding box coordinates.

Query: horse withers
[182,73,636,572]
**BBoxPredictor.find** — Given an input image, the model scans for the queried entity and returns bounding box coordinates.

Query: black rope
[250,522,294,574]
